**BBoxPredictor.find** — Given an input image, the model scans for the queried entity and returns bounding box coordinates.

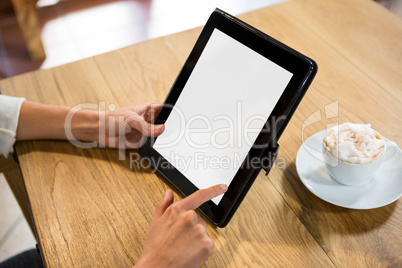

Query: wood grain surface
[1,0,401,267]
[0,153,35,235]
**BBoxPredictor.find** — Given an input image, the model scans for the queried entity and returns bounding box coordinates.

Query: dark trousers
[0,249,44,268]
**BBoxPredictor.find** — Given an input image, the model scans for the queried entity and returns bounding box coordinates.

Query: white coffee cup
[322,123,397,186]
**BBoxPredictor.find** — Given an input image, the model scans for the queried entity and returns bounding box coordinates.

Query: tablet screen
[153,29,293,204]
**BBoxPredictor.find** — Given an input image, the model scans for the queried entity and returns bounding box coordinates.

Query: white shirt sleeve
[0,95,25,158]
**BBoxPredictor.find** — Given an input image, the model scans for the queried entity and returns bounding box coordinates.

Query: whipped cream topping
[323,123,385,164]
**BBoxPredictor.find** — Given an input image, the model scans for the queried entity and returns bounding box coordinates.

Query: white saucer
[296,130,402,209]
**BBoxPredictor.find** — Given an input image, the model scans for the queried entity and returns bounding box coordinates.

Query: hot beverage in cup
[323,123,385,186]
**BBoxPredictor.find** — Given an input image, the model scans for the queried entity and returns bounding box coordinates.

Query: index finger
[177,184,228,211]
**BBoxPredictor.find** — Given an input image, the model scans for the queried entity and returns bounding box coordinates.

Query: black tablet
[139,9,317,227]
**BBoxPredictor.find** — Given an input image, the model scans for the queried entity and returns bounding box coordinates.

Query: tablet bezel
[139,9,317,227]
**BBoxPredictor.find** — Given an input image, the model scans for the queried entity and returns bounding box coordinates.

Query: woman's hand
[16,101,165,149]
[134,184,228,268]
[98,102,164,148]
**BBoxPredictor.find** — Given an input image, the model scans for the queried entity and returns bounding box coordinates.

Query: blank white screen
[154,29,292,204]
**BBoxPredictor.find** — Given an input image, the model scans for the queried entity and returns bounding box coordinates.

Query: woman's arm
[16,101,164,148]
[6,97,224,268]
[16,101,98,141]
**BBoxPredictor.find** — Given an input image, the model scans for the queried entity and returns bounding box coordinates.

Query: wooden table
[1,0,401,266]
